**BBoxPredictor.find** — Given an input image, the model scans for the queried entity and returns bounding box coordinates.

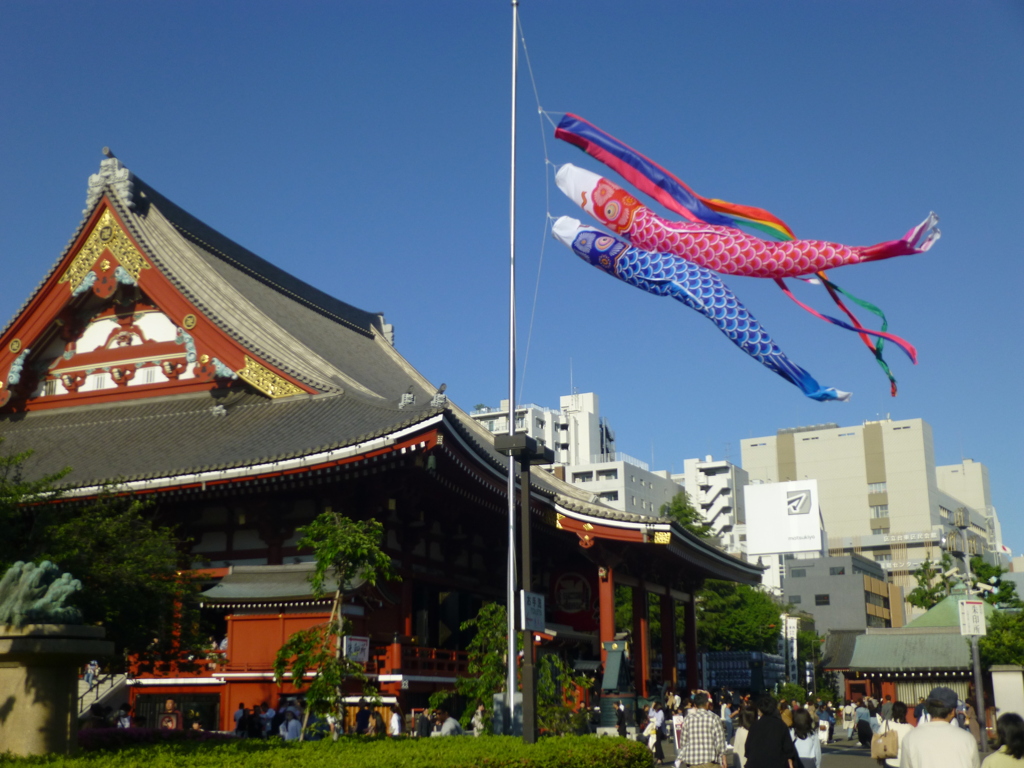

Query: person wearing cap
[899,686,979,767]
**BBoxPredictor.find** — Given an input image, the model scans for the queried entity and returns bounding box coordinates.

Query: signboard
[342,635,370,664]
[520,590,545,632]
[744,480,824,556]
[958,600,987,636]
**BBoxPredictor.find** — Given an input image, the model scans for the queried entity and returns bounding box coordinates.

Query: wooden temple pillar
[660,593,677,691]
[683,590,699,692]
[631,585,650,699]
[401,579,414,637]
[598,565,615,665]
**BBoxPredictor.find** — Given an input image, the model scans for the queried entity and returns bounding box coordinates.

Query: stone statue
[0,561,82,627]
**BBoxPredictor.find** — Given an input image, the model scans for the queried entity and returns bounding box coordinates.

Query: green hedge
[8,735,654,768]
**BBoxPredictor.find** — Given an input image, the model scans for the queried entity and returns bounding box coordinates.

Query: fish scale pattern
[627,207,861,277]
[558,220,848,401]
[613,240,822,393]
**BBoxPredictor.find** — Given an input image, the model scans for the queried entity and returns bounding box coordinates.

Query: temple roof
[0,155,762,587]
[0,389,444,487]
[2,155,430,405]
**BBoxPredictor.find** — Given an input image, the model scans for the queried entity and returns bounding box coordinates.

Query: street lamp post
[946,510,989,755]
[495,432,554,743]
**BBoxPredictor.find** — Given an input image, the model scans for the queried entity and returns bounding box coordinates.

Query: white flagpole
[505,0,520,736]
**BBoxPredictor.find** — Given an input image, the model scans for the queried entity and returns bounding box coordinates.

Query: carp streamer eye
[604,201,620,221]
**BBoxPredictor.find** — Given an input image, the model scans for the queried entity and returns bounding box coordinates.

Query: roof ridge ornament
[83,148,135,215]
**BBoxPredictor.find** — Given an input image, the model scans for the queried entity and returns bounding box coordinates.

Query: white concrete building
[470,392,683,517]
[739,418,1002,613]
[675,457,749,557]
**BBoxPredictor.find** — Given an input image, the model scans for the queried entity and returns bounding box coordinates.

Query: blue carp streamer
[552,217,850,402]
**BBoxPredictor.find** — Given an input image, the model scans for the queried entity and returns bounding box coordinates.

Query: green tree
[273,510,396,739]
[0,440,201,666]
[660,491,712,539]
[697,580,782,653]
[978,611,1024,668]
[969,557,1023,608]
[430,602,591,735]
[39,493,202,664]
[430,602,513,730]
[906,553,956,610]
[0,443,69,571]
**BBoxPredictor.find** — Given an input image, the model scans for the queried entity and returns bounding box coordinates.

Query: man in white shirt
[899,686,979,768]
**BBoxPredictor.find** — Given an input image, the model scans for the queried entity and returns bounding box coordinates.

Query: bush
[77,727,237,752]
[8,734,653,768]
[6,737,655,765]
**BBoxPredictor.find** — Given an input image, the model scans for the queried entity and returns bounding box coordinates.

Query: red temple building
[0,154,760,730]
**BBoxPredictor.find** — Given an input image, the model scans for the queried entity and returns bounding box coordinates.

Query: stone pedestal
[0,624,114,756]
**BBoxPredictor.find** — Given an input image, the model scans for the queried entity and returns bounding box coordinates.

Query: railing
[589,452,649,471]
[366,642,469,678]
[127,650,224,679]
[78,673,127,715]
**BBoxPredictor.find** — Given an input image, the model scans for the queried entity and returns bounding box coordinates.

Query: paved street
[660,736,895,767]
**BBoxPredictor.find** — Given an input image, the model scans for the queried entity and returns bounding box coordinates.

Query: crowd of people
[626,684,1023,768]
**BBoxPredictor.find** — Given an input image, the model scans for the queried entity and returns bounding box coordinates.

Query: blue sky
[1,2,1021,553]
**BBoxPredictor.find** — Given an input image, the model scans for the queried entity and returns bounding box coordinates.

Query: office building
[741,418,1001,614]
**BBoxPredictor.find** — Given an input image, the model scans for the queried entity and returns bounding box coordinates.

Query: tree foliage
[0,440,199,664]
[906,553,956,610]
[0,443,70,570]
[697,580,782,653]
[969,556,1024,608]
[429,602,591,735]
[430,601,514,729]
[39,493,202,663]
[273,511,396,739]
[660,491,712,539]
[978,611,1024,669]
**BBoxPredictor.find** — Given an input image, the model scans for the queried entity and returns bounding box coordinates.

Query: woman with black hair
[881,701,915,767]
[746,695,799,768]
[790,709,821,768]
[982,713,1024,767]
[733,707,756,768]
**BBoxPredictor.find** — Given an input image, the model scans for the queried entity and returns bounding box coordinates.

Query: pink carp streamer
[556,164,940,279]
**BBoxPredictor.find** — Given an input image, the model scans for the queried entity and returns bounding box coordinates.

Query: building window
[875,552,892,562]
[596,469,618,481]
[871,505,889,518]
[829,566,846,576]
[815,594,830,606]
[571,472,593,483]
[875,526,890,535]
[790,595,802,604]
[940,506,951,519]
[868,482,887,493]
[790,569,807,578]
[599,491,618,502]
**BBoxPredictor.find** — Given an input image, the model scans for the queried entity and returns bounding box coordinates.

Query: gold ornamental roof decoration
[60,209,151,291]
[237,356,305,399]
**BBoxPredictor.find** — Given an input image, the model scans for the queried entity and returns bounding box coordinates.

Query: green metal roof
[906,584,997,628]
[848,632,972,672]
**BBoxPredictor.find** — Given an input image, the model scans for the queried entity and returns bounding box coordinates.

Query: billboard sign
[744,480,824,555]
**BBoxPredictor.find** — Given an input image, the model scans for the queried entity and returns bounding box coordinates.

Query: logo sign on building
[744,480,824,556]
[342,635,370,664]
[520,590,545,632]
[958,600,987,636]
